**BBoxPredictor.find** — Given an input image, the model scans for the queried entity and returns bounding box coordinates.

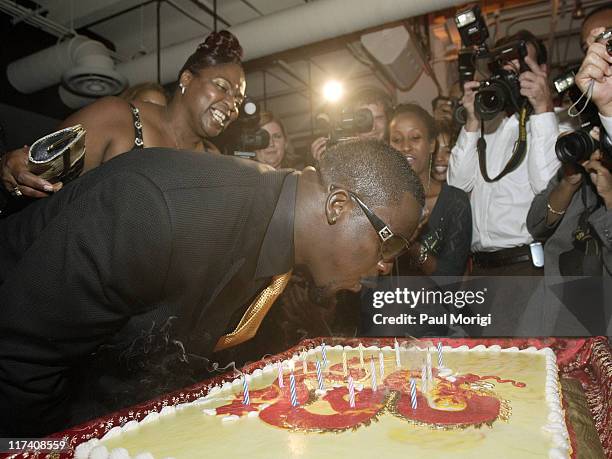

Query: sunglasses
[330,185,410,262]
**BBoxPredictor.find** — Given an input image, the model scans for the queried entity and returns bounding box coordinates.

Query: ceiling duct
[116,0,466,86]
[360,25,424,91]
[7,36,127,97]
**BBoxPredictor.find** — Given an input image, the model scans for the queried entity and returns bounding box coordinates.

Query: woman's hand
[1,146,62,198]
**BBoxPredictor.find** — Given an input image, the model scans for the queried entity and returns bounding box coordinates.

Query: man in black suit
[0,140,424,436]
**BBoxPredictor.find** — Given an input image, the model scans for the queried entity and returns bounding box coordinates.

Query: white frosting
[74,438,99,459]
[84,343,569,459]
[109,448,130,459]
[221,415,240,423]
[89,445,109,459]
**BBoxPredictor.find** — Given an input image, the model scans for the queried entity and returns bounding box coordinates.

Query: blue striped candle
[315,360,325,391]
[370,357,377,392]
[437,342,444,368]
[289,371,299,407]
[277,361,284,388]
[410,378,418,410]
[242,376,250,405]
[379,351,385,381]
[348,375,356,408]
[321,342,328,368]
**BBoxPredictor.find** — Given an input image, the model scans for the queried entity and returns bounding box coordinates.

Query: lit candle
[242,376,250,406]
[277,361,284,388]
[315,360,325,391]
[370,357,377,392]
[410,378,418,410]
[359,343,365,368]
[289,371,299,407]
[321,342,328,368]
[437,342,444,368]
[342,351,348,377]
[394,339,401,368]
[378,351,385,381]
[348,375,356,408]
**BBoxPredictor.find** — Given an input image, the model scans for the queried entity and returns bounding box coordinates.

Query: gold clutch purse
[28,124,86,183]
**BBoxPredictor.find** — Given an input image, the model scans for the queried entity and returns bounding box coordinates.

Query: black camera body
[552,65,611,170]
[316,106,373,145]
[218,98,270,158]
[453,6,530,123]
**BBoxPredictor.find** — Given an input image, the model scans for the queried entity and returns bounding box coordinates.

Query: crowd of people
[0,5,610,438]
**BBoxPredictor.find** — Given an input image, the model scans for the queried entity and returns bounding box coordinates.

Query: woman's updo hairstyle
[178,30,243,79]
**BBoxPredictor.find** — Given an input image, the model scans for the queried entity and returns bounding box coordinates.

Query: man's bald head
[581,6,612,52]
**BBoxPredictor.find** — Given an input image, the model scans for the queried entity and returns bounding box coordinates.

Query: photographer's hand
[310,137,328,162]
[576,27,612,117]
[461,81,480,132]
[546,166,583,225]
[584,151,612,209]
[519,56,553,114]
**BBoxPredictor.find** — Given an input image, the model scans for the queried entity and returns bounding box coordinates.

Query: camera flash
[243,100,257,116]
[455,11,476,28]
[323,80,343,102]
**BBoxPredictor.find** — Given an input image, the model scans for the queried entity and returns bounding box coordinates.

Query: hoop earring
[179,83,186,95]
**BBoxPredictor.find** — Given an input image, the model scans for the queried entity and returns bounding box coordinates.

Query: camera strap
[477,106,529,182]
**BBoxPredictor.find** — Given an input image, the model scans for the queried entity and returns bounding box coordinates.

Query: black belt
[472,245,532,269]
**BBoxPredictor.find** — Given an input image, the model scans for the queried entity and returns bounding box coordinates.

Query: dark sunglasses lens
[381,236,409,261]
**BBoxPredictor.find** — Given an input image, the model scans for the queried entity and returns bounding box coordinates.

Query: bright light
[323,80,343,102]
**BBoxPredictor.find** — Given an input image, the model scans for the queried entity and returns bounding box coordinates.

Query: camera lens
[475,83,505,120]
[555,130,597,165]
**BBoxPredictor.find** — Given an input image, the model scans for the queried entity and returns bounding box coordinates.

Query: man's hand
[310,137,328,162]
[576,27,612,117]
[1,146,62,198]
[461,81,481,132]
[519,55,553,114]
[583,151,612,209]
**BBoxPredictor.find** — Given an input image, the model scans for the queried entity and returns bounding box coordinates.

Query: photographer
[311,86,392,162]
[527,27,612,278]
[448,30,560,275]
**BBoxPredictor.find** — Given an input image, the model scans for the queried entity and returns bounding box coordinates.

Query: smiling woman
[389,104,472,277]
[0,30,246,201]
[254,112,290,169]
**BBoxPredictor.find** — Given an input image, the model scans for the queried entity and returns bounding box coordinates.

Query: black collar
[254,172,298,279]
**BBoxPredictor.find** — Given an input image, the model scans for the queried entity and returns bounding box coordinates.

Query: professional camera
[219,97,270,158]
[553,66,610,170]
[315,106,373,145]
[453,6,531,122]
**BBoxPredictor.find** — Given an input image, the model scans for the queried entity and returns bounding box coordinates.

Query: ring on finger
[12,186,23,197]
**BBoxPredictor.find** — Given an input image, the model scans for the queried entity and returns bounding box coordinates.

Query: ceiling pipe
[116,0,467,86]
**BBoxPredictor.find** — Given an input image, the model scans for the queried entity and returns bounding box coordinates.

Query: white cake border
[73,343,570,459]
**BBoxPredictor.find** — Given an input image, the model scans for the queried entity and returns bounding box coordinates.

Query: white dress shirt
[448,112,561,252]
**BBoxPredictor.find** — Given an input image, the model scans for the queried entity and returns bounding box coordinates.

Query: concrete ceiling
[2,0,610,148]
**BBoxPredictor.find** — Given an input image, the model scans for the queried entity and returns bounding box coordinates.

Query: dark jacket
[0,148,295,436]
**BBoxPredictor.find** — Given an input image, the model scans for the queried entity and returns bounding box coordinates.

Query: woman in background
[254,111,290,169]
[431,122,455,184]
[389,103,471,276]
[1,30,245,198]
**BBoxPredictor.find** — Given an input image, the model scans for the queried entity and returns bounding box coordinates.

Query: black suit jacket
[0,148,295,436]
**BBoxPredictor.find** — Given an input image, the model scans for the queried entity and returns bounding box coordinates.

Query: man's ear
[325,188,352,225]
